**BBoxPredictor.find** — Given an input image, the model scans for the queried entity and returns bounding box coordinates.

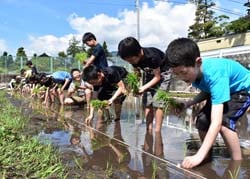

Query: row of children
[12,32,250,169]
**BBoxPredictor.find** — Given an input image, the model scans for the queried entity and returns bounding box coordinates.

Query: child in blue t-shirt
[166,37,250,169]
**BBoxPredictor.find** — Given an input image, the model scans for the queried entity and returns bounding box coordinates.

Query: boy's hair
[70,68,81,77]
[20,69,26,75]
[82,32,96,43]
[165,37,200,68]
[118,36,142,59]
[83,65,100,82]
[40,76,54,87]
[26,60,33,66]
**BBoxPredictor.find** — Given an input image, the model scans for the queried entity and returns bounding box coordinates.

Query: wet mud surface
[9,94,250,179]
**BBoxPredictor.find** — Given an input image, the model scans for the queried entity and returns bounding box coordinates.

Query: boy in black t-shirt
[26,60,38,75]
[118,36,172,132]
[82,32,108,69]
[83,65,128,123]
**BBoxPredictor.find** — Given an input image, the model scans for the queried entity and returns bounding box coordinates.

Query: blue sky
[0,0,247,56]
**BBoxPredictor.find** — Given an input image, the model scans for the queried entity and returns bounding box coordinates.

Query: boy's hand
[181,154,203,169]
[85,115,93,124]
[174,101,186,114]
[108,99,113,105]
[138,86,146,94]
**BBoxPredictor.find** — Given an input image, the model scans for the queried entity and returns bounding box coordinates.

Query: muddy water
[12,95,250,179]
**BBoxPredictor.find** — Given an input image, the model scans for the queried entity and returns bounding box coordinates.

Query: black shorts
[196,91,250,131]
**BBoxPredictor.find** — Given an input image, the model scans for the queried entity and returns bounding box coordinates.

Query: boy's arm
[85,104,94,124]
[43,87,50,104]
[61,78,71,92]
[184,91,210,108]
[84,55,96,68]
[139,67,161,93]
[108,80,126,104]
[85,82,94,91]
[182,104,223,168]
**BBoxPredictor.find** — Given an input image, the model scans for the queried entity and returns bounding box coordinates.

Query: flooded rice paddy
[12,95,250,179]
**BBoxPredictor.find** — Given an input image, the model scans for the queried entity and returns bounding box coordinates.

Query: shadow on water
[10,94,250,179]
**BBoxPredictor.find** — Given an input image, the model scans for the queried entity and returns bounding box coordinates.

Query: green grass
[0,90,68,178]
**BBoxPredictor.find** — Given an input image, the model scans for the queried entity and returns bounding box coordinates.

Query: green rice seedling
[91,99,110,120]
[228,166,240,179]
[0,91,67,178]
[73,156,83,170]
[91,136,109,151]
[90,99,109,110]
[183,143,187,157]
[74,81,81,88]
[125,72,140,95]
[155,89,181,113]
[86,172,96,179]
[152,159,158,179]
[105,160,113,178]
[75,52,88,63]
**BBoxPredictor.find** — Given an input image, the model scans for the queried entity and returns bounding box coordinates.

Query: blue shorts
[196,91,250,131]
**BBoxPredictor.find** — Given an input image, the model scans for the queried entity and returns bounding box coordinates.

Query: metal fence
[0,56,133,75]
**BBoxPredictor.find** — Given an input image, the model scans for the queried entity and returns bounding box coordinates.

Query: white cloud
[26,34,77,56]
[26,2,195,56]
[0,39,8,54]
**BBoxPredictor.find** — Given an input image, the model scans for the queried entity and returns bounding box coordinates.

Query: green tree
[7,55,14,67]
[58,51,67,58]
[0,52,8,70]
[0,53,14,73]
[16,47,28,63]
[226,16,250,33]
[66,36,85,58]
[102,41,110,57]
[188,0,229,39]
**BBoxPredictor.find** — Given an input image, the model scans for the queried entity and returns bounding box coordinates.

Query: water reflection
[15,94,250,179]
[192,159,245,179]
[142,131,169,178]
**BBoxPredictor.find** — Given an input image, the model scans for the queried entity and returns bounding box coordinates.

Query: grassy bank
[0,90,67,178]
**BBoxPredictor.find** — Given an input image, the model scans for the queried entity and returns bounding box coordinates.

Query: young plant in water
[125,72,140,95]
[75,52,88,63]
[155,89,180,113]
[105,160,113,178]
[152,159,158,179]
[90,99,110,120]
[228,166,240,179]
[90,99,109,110]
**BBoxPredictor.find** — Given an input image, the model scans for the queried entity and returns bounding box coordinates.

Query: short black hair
[82,32,96,43]
[26,60,33,66]
[118,36,141,59]
[40,76,54,87]
[70,68,81,77]
[166,37,200,68]
[83,65,100,82]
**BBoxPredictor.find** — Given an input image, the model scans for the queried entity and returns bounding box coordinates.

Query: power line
[228,0,244,4]
[211,7,246,17]
[81,1,134,8]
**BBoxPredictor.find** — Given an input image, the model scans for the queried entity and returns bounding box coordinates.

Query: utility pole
[244,0,250,16]
[135,0,140,42]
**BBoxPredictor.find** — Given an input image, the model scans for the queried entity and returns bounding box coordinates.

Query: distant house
[198,31,250,69]
[38,53,50,58]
